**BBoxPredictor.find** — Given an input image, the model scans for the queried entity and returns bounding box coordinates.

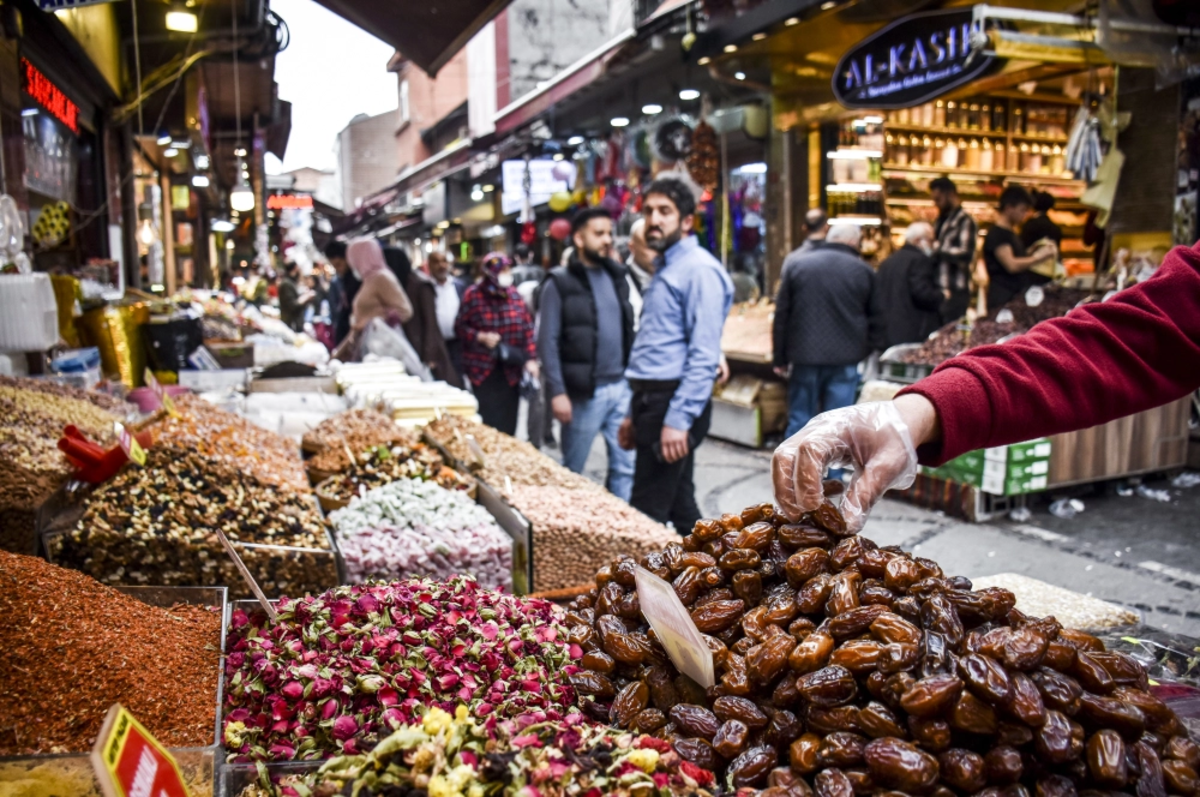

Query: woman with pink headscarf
[348,238,413,330]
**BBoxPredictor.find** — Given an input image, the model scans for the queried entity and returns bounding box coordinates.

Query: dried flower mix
[223,577,578,761]
[0,551,220,754]
[242,705,718,797]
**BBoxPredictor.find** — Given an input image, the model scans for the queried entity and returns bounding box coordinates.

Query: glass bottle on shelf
[995,141,1007,171]
[981,102,992,131]
[1040,144,1053,174]
[920,135,934,166]
[959,103,971,128]
[1050,144,1064,175]
[969,103,981,130]
[934,101,946,127]
[894,134,909,166]
[979,138,994,171]
[934,137,947,166]
[993,102,1007,133]
[943,137,959,168]
[922,102,935,127]
[965,137,981,170]
[946,101,957,128]
[1018,142,1033,173]
[1014,105,1026,135]
[884,132,894,159]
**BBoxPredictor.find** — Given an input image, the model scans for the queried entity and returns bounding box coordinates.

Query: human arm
[772,267,791,369]
[908,254,945,312]
[374,272,414,323]
[536,279,568,401]
[992,241,1055,274]
[454,288,483,344]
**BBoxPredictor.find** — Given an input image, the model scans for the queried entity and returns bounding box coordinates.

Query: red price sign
[91,706,191,797]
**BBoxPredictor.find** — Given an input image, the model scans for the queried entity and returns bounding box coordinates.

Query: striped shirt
[934,205,978,291]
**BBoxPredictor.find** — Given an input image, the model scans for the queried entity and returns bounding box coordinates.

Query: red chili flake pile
[0,551,222,754]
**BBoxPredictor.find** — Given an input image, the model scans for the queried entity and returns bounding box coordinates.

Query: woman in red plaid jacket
[455,252,539,434]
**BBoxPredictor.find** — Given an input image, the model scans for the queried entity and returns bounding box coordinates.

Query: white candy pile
[329,479,512,591]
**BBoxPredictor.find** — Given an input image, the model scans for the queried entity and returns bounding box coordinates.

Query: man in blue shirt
[618,178,733,532]
[538,208,637,500]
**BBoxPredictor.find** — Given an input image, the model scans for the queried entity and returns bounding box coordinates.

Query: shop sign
[22,59,80,134]
[90,705,189,797]
[832,9,996,110]
[38,0,121,8]
[267,194,314,210]
[500,159,576,217]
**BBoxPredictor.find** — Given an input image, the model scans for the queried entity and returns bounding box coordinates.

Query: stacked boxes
[924,439,1052,496]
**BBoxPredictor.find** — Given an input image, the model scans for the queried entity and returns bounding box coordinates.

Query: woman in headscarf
[455,252,539,434]
[348,238,413,330]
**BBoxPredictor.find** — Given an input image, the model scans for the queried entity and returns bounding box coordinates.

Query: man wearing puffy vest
[537,208,636,500]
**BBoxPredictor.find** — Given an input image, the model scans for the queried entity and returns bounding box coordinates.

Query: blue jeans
[785,364,860,439]
[561,380,635,501]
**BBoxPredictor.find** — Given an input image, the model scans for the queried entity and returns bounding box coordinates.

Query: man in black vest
[537,208,636,500]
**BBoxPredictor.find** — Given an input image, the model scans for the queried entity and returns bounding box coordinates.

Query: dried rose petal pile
[223,576,580,761]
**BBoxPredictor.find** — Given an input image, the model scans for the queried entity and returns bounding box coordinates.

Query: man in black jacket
[876,222,946,348]
[537,208,636,500]
[774,223,884,439]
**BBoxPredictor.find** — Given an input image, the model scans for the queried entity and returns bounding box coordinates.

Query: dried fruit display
[303,409,418,474]
[0,551,220,754]
[564,502,1198,794]
[318,443,473,504]
[52,447,335,597]
[223,578,578,760]
[508,484,678,593]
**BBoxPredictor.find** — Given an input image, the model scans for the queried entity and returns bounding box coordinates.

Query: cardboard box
[984,458,1050,481]
[986,439,1052,463]
[982,471,1049,496]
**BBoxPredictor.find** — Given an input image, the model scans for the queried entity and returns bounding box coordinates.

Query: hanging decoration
[688,121,720,191]
[548,192,573,213]
[520,221,537,246]
[654,118,694,162]
[548,218,572,241]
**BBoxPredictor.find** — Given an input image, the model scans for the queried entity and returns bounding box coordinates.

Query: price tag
[91,705,191,797]
[114,422,146,466]
[634,566,715,688]
[143,369,178,417]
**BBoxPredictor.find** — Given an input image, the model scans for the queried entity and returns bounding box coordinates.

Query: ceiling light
[483,184,495,192]
[752,32,767,41]
[735,71,747,80]
[192,175,210,188]
[170,139,191,149]
[225,240,236,250]
[212,219,236,232]
[567,135,585,146]
[194,154,210,169]
[736,163,768,174]
[165,7,198,32]
[642,103,663,115]
[234,147,247,157]
[552,153,565,161]
[156,131,172,145]
[697,57,711,65]
[163,147,179,158]
[231,182,256,212]
[723,44,738,53]
[610,117,630,127]
[679,88,701,101]
[21,108,38,118]
[821,1,837,9]
[862,115,884,124]
[784,16,800,25]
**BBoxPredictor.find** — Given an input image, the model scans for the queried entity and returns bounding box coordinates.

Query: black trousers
[475,367,520,435]
[629,388,712,534]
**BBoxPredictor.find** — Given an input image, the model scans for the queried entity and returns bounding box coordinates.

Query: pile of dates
[563,501,1200,796]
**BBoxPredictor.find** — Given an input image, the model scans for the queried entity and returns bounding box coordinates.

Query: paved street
[554,430,1200,637]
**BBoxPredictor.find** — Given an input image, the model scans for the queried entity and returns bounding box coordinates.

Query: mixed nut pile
[563,502,1199,795]
[303,409,419,476]
[318,443,473,505]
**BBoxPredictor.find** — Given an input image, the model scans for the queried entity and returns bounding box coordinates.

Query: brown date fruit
[696,588,734,607]
[736,520,775,551]
[831,537,869,570]
[1006,670,1048,727]
[831,639,885,675]
[568,671,616,699]
[583,650,615,674]
[743,605,771,640]
[893,596,922,623]
[714,695,769,728]
[787,548,831,587]
[843,769,875,796]
[1134,740,1167,797]
[730,746,778,788]
[857,548,896,578]
[913,556,944,579]
[692,518,723,542]
[821,732,868,768]
[596,583,624,616]
[774,673,802,705]
[791,733,823,775]
[878,642,921,675]
[680,532,702,552]
[675,737,720,770]
[1087,729,1129,788]
[790,629,835,674]
[1042,640,1078,671]
[950,691,999,735]
[1001,625,1051,671]
[828,606,890,639]
[670,704,721,739]
[798,665,858,707]
[1087,651,1149,690]
[1078,693,1146,740]
[673,567,704,605]
[1057,628,1104,652]
[1035,710,1083,764]
[857,701,907,739]
[610,680,649,728]
[779,523,832,549]
[732,636,756,656]
[569,624,597,646]
[863,737,941,793]
[699,566,726,588]
[714,719,751,758]
[766,708,804,747]
[732,570,764,604]
[995,722,1034,747]
[920,632,952,678]
[1161,760,1198,795]
[1031,668,1083,715]
[808,706,863,735]
[861,585,898,607]
[770,767,801,789]
[749,634,798,684]
[814,768,855,797]
[1164,735,1200,769]
[1034,776,1076,797]
[718,513,745,533]
[811,501,849,535]
[720,548,762,571]
[789,617,818,638]
[615,592,642,620]
[947,587,1016,624]
[871,613,922,645]
[691,599,745,633]
[959,654,1013,704]
[1111,687,1174,732]
[908,716,952,752]
[613,558,638,586]
[1072,651,1116,695]
[721,657,753,697]
[939,749,987,793]
[634,708,667,732]
[646,665,679,710]
[920,594,965,647]
[765,586,801,624]
[899,674,964,717]
[605,632,648,665]
[827,570,863,616]
[884,556,922,592]
[984,746,1024,784]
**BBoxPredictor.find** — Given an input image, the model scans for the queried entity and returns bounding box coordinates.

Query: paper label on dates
[635,565,715,688]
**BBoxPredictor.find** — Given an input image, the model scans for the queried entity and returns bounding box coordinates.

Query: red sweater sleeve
[899,241,1200,465]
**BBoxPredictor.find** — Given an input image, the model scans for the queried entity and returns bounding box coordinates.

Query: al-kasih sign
[833,8,997,110]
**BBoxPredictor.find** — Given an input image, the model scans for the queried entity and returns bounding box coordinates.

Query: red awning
[312,0,513,76]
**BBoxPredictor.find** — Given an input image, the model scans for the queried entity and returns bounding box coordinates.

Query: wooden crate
[1047,397,1191,487]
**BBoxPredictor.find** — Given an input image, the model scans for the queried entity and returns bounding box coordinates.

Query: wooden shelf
[881,164,1082,183]
[887,123,1007,138]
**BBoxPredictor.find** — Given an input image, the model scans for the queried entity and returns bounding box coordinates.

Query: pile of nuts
[318,443,472,504]
[564,502,1200,795]
[424,415,599,494]
[508,484,677,593]
[141,394,309,492]
[0,375,130,415]
[53,447,336,597]
[303,409,417,473]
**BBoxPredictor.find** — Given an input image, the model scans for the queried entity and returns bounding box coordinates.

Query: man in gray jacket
[773,223,884,438]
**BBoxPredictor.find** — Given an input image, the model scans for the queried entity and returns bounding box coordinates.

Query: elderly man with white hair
[875,221,948,349]
[772,222,885,439]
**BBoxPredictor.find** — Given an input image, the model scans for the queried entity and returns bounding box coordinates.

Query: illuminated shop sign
[267,194,315,210]
[832,9,997,110]
[22,58,80,135]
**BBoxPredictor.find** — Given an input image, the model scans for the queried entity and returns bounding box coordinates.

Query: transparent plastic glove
[772,401,920,533]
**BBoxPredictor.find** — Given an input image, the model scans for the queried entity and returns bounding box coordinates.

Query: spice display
[223,577,578,761]
[424,415,599,493]
[565,502,1198,794]
[52,447,335,597]
[319,443,473,505]
[240,706,719,797]
[303,409,418,474]
[329,479,512,590]
[141,393,309,492]
[0,551,221,754]
[508,484,677,593]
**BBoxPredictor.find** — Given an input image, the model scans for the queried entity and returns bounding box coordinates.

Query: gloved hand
[772,401,920,533]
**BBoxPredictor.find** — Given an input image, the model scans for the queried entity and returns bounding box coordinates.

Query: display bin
[0,586,226,797]
[221,761,323,797]
[879,343,934,385]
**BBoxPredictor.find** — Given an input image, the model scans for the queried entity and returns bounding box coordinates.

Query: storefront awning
[389,139,475,197]
[312,0,513,76]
